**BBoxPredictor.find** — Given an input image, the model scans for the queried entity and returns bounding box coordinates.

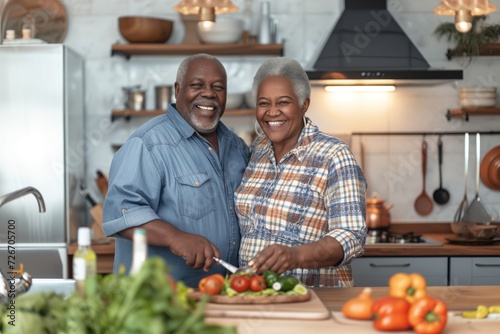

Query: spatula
[464,133,494,223]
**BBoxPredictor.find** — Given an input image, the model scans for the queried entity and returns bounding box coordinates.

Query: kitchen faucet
[0,187,46,303]
[0,186,46,213]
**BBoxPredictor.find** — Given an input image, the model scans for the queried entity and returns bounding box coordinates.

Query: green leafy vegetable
[0,257,235,334]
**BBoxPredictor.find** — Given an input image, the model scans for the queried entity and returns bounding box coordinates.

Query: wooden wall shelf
[111,43,284,59]
[111,108,254,121]
[446,43,500,60]
[446,107,500,121]
[111,109,165,121]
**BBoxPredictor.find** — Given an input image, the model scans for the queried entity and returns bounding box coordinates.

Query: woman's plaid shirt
[235,118,367,287]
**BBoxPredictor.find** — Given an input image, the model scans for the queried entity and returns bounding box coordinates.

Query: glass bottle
[73,227,97,295]
[258,1,271,44]
[130,228,148,275]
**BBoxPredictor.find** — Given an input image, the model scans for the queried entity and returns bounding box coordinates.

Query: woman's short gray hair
[176,53,226,86]
[252,57,311,106]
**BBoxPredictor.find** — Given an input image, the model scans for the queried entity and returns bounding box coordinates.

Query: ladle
[432,136,450,205]
[414,138,433,215]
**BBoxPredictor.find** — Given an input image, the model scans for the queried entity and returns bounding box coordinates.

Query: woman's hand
[249,236,344,274]
[249,244,301,275]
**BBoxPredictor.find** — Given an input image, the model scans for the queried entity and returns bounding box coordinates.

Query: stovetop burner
[366,229,442,246]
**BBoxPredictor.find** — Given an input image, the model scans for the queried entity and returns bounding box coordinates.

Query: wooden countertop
[363,223,500,257]
[67,223,500,257]
[67,238,115,255]
[204,286,500,333]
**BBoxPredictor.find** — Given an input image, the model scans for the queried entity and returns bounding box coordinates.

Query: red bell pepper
[371,296,412,331]
[408,297,448,334]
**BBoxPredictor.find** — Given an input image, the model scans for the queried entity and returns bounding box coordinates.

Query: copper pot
[366,198,393,229]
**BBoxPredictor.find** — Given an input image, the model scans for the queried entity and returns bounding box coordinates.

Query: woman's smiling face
[256,75,309,152]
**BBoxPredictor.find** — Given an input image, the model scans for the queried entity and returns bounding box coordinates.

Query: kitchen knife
[213,257,254,275]
[80,184,97,207]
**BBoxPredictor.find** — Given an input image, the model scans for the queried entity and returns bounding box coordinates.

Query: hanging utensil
[414,138,433,216]
[432,136,450,205]
[454,133,469,222]
[464,133,494,223]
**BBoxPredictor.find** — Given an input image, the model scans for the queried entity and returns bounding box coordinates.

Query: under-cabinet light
[324,86,396,92]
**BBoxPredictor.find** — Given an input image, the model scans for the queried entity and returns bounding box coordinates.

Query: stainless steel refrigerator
[0,44,85,278]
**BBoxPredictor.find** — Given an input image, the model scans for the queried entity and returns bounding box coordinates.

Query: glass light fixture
[325,86,396,92]
[173,0,238,29]
[434,0,496,33]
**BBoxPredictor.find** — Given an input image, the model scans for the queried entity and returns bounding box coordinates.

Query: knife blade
[80,184,97,207]
[213,257,254,275]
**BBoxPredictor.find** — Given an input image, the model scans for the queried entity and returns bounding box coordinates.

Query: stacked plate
[460,87,497,108]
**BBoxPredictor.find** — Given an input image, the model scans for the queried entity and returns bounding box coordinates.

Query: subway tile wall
[60,0,500,223]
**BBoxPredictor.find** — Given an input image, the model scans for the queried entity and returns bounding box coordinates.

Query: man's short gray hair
[252,57,311,106]
[176,53,226,86]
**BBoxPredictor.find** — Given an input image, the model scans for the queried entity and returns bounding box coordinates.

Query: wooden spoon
[414,139,433,215]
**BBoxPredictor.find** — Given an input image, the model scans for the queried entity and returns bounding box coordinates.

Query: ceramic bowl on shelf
[197,18,244,44]
[119,16,173,43]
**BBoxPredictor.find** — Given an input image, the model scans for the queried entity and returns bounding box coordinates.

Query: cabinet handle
[475,263,500,267]
[369,263,410,268]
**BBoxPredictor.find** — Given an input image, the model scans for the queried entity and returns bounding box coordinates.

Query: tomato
[198,274,225,295]
[230,275,250,293]
[210,273,225,286]
[249,275,267,292]
[198,277,208,292]
[204,275,223,295]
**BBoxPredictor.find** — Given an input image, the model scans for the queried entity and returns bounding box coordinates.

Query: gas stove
[366,230,442,246]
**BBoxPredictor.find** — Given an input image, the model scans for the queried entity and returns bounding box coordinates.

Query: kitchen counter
[204,286,500,333]
[65,223,500,277]
[67,238,115,276]
[363,223,500,257]
[364,233,500,256]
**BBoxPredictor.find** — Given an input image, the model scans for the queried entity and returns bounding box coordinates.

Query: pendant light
[434,0,496,33]
[174,0,238,30]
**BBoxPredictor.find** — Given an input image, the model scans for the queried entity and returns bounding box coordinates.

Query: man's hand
[167,230,220,271]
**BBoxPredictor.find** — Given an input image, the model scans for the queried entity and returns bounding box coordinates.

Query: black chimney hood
[306,0,463,86]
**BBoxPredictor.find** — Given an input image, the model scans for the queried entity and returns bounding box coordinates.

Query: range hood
[306,0,463,86]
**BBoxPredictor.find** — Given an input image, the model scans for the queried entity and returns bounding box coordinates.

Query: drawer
[352,257,448,287]
[449,257,500,286]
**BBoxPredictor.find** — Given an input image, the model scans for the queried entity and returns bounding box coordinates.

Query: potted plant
[434,16,500,58]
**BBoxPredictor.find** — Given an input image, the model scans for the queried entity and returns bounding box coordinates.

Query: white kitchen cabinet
[352,257,448,287]
[449,257,500,286]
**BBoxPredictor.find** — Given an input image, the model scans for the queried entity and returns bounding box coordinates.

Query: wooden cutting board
[199,290,330,320]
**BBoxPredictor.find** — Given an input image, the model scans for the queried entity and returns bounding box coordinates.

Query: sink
[26,279,76,298]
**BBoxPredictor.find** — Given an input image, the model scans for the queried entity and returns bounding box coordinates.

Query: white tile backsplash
[58,0,500,223]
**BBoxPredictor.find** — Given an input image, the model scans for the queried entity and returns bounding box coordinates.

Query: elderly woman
[235,57,367,287]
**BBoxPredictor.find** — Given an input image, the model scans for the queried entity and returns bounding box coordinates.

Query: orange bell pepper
[371,296,412,331]
[389,273,427,303]
[408,296,448,334]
